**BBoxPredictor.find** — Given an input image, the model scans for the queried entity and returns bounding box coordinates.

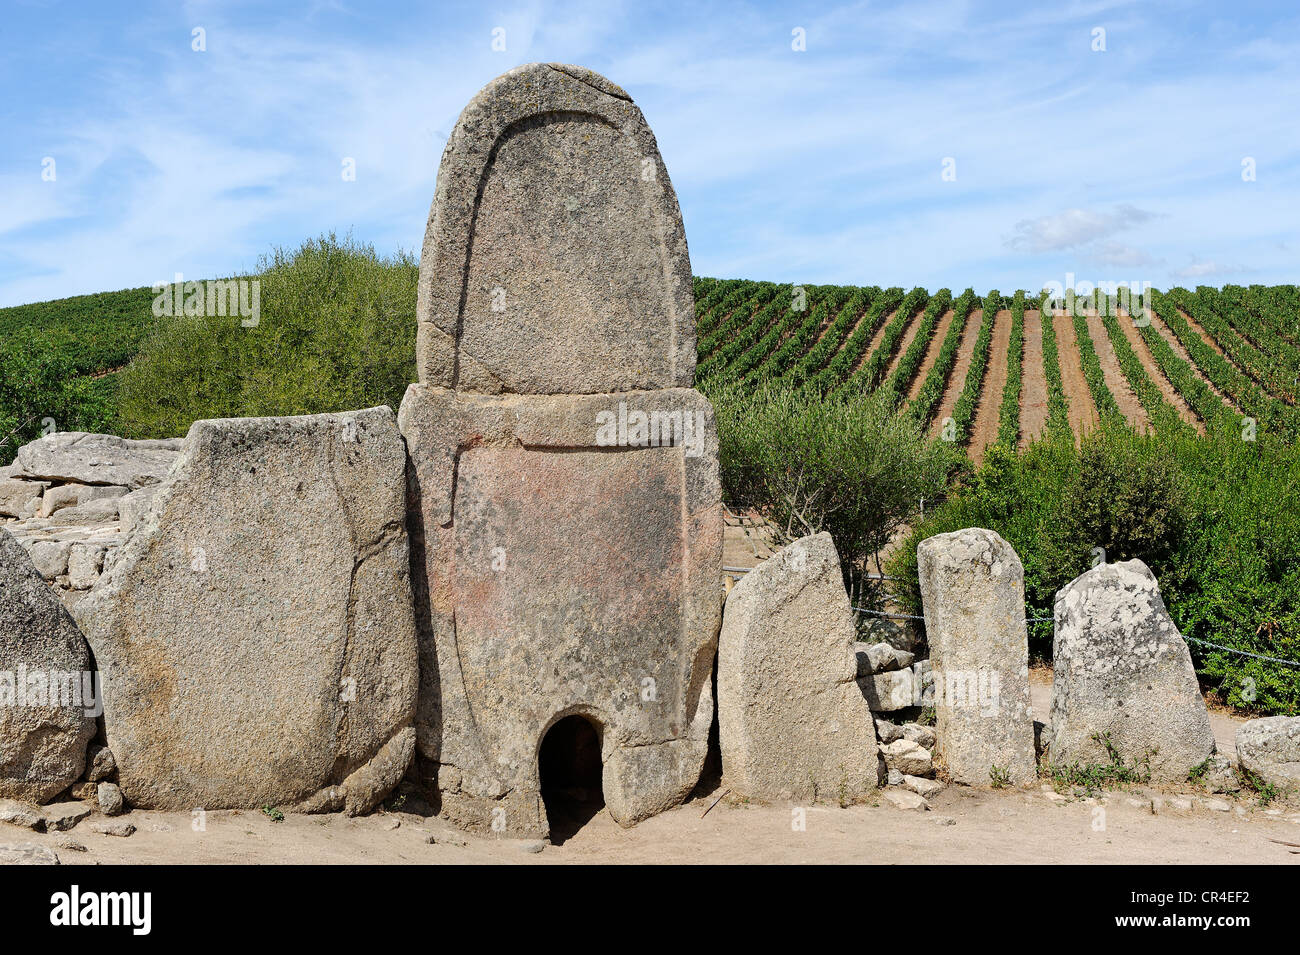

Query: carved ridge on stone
[416,62,694,394]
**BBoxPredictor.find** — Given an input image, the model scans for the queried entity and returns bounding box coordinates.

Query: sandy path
[1019,309,1049,446]
[1085,311,1149,431]
[882,301,929,385]
[23,671,1294,868]
[928,309,984,437]
[1052,311,1098,436]
[1150,309,1243,414]
[11,788,1294,866]
[969,309,1012,464]
[1114,310,1203,432]
[906,310,956,402]
[12,669,1288,866]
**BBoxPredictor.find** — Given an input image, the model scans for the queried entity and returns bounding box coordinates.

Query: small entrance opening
[538,714,604,844]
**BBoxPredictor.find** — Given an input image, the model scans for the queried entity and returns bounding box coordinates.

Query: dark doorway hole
[539,714,604,844]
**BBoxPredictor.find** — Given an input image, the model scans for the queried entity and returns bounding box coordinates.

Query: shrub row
[876,288,952,411]
[807,287,904,394]
[836,287,930,397]
[1038,295,1072,439]
[996,290,1025,447]
[949,290,1001,444]
[696,284,791,381]
[906,289,978,427]
[1098,309,1194,436]
[1069,297,1122,422]
[779,286,879,387]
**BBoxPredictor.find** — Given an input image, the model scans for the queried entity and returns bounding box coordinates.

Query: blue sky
[2,0,1299,307]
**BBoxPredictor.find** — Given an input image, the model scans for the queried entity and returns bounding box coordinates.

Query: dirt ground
[1052,311,1099,435]
[969,308,1012,464]
[929,309,983,438]
[15,670,1293,866]
[1018,308,1049,444]
[14,783,1294,866]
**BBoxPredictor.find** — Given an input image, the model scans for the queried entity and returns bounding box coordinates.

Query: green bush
[887,425,1300,714]
[116,233,417,438]
[1038,422,1191,590]
[710,381,963,610]
[0,345,118,464]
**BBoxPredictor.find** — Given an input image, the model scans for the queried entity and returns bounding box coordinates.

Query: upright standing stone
[717,533,879,802]
[918,528,1036,786]
[400,64,722,838]
[0,529,97,802]
[1049,559,1214,782]
[74,408,418,814]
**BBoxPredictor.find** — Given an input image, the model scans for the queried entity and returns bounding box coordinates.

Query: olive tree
[711,381,962,613]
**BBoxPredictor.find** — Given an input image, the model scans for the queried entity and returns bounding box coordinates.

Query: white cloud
[1087,240,1160,268]
[1171,259,1253,280]
[1004,205,1157,254]
[3,0,1300,305]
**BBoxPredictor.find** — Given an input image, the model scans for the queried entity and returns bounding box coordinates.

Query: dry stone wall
[1,434,181,611]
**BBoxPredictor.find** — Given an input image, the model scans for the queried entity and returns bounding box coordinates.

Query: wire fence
[724,568,1300,670]
[722,537,1300,670]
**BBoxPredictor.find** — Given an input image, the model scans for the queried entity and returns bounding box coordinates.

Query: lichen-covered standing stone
[918,528,1036,785]
[0,528,96,802]
[1049,559,1214,782]
[74,408,418,814]
[717,533,878,802]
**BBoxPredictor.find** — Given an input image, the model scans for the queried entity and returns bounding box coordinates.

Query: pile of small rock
[856,636,944,808]
[0,740,136,863]
[855,637,930,713]
[0,432,179,609]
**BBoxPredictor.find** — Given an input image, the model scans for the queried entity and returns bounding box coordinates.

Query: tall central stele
[398,63,723,838]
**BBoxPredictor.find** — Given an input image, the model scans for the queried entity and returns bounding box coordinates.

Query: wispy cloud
[1172,258,1254,280]
[1005,206,1157,254]
[1,0,1299,306]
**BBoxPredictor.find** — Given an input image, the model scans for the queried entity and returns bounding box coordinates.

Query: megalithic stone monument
[398,64,724,838]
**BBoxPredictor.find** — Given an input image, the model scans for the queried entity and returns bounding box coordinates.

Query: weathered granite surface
[73,408,418,814]
[401,63,720,837]
[0,528,96,802]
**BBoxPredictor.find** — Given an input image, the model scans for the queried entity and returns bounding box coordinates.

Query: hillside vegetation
[2,239,1297,713]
